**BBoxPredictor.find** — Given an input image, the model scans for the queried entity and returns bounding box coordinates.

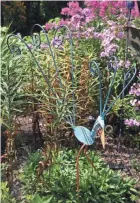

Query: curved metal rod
[107,56,118,71]
[89,61,102,116]
[104,65,136,115]
[54,25,74,89]
[102,56,118,115]
[7,26,75,127]
[105,125,113,134]
[8,44,21,55]
[54,25,76,126]
[31,25,76,126]
[7,34,56,97]
[76,144,85,192]
[31,24,62,88]
[84,146,99,175]
[31,32,41,48]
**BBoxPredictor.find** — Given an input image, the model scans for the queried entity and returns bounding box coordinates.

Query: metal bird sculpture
[7,24,136,192]
[72,57,136,191]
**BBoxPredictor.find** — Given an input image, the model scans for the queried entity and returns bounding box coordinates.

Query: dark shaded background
[1,1,84,36]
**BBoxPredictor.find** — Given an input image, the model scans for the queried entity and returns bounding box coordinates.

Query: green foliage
[132,17,140,28]
[1,182,16,203]
[1,27,25,129]
[19,30,101,130]
[123,129,140,148]
[21,149,139,203]
[2,2,26,32]
[24,194,53,203]
[131,159,140,172]
[19,150,42,194]
[0,27,42,130]
[1,162,8,181]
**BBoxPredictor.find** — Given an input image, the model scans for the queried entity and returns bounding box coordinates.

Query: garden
[1,1,140,203]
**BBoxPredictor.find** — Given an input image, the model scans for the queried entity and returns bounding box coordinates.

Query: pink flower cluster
[124,119,140,127]
[44,0,139,48]
[61,2,82,16]
[84,0,126,18]
[59,1,97,34]
[27,43,33,49]
[45,0,139,34]
[100,22,125,57]
[28,43,49,50]
[117,60,131,68]
[44,1,139,57]
[60,1,127,57]
[51,36,63,49]
[100,36,119,57]
[45,2,85,32]
[130,99,140,111]
[45,22,56,31]
[61,1,96,25]
[40,43,48,50]
[129,83,140,96]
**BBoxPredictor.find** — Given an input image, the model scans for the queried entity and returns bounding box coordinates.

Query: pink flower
[125,60,131,68]
[129,83,140,96]
[117,32,125,39]
[82,8,95,22]
[71,14,82,23]
[130,99,138,106]
[51,36,62,48]
[67,1,82,16]
[27,44,33,49]
[61,7,70,16]
[45,22,55,31]
[124,119,134,126]
[118,60,124,68]
[84,0,126,18]
[100,52,108,57]
[124,119,140,127]
[59,19,68,26]
[93,32,100,39]
[40,43,48,50]
[107,20,117,26]
[96,33,103,40]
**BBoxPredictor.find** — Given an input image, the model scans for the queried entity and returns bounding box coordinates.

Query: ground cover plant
[12,149,140,203]
[1,1,140,202]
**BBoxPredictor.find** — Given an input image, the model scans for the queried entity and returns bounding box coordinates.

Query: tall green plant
[1,182,16,203]
[1,27,25,129]
[1,27,30,185]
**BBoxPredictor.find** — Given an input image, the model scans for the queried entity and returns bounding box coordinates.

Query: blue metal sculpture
[7,24,136,192]
[74,57,136,146]
[73,57,136,191]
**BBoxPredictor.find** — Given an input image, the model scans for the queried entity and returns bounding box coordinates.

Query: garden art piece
[7,24,136,192]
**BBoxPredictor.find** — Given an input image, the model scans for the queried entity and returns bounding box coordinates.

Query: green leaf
[43,195,53,203]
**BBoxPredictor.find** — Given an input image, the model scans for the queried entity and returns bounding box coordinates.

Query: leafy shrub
[1,27,26,130]
[21,149,139,203]
[1,181,16,203]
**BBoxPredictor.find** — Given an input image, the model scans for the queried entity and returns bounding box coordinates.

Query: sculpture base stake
[76,144,99,192]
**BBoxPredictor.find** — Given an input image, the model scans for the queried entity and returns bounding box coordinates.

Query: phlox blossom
[124,119,140,127]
